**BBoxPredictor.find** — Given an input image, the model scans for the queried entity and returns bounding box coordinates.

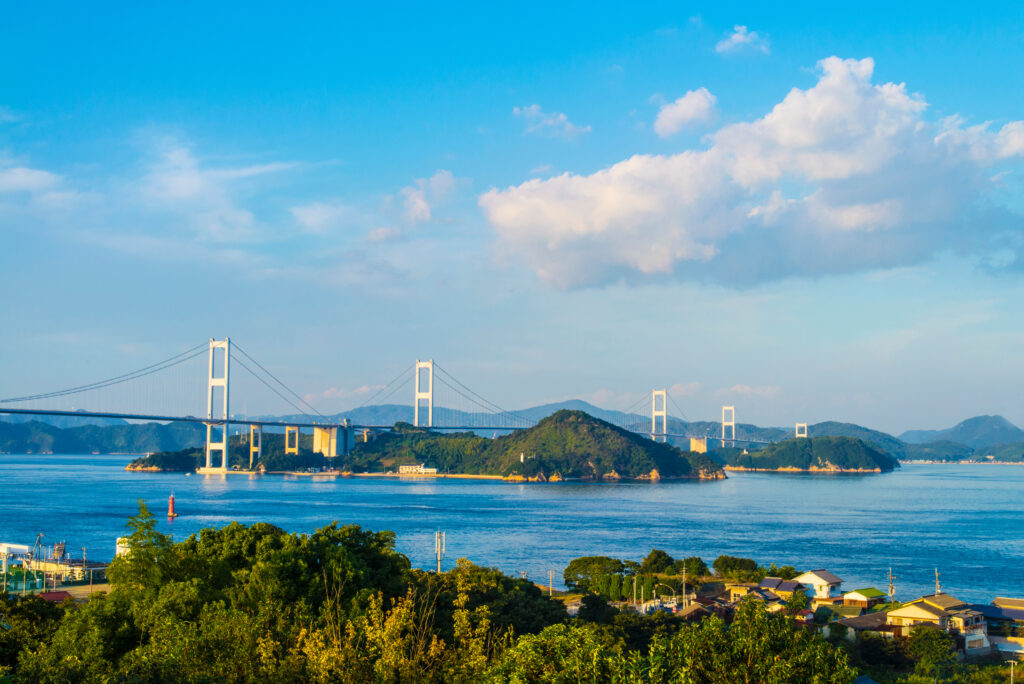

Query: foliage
[712,554,759,579]
[639,549,674,574]
[673,556,709,577]
[765,562,798,580]
[563,556,625,592]
[727,436,900,472]
[907,624,956,678]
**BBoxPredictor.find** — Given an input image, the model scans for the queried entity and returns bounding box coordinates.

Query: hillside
[0,419,204,454]
[725,436,899,472]
[807,421,905,458]
[899,415,1024,449]
[344,410,724,480]
[902,440,976,462]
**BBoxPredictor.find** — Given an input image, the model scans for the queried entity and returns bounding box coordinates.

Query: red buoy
[168,493,178,519]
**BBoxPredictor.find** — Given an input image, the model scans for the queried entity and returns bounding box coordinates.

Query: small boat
[167,493,179,519]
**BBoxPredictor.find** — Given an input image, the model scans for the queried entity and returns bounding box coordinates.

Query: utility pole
[888,567,897,603]
[434,530,445,574]
[934,568,941,595]
[1006,659,1015,684]
[548,570,553,597]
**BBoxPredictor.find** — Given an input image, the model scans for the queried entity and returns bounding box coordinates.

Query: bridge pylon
[285,426,300,455]
[721,405,735,448]
[204,339,230,472]
[249,424,262,469]
[650,389,667,442]
[414,360,433,428]
[795,423,808,438]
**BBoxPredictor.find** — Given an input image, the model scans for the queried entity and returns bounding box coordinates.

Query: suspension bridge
[0,339,799,473]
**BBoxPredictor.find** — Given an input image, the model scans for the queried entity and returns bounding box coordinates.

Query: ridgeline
[724,436,900,473]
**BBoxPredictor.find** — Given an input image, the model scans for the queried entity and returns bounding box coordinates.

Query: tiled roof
[918,593,967,611]
[994,597,1024,610]
[970,604,1024,621]
[760,577,804,593]
[837,611,889,630]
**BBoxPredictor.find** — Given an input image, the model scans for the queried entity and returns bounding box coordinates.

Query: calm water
[0,455,1021,603]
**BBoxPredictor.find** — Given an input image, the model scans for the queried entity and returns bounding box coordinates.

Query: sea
[0,455,1021,603]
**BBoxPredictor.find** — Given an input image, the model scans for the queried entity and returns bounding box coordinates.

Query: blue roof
[969,604,1024,621]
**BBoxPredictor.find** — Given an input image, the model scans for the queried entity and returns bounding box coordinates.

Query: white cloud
[0,166,61,193]
[303,384,385,405]
[715,25,770,55]
[479,57,1024,288]
[654,87,717,137]
[513,104,591,139]
[139,141,295,242]
[400,169,455,223]
[718,384,781,399]
[669,382,701,397]
[290,201,348,234]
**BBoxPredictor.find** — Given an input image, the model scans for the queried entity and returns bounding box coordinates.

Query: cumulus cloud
[0,166,62,193]
[654,88,717,137]
[513,104,591,139]
[715,25,770,54]
[400,169,456,223]
[479,57,1024,288]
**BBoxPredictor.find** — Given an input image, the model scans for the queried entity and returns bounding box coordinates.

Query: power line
[357,365,414,409]
[231,342,325,418]
[232,356,312,419]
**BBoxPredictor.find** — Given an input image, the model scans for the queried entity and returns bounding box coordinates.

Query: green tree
[562,556,624,592]
[785,588,810,615]
[576,594,617,624]
[712,554,759,579]
[673,556,708,577]
[484,623,617,682]
[907,624,956,678]
[639,549,674,575]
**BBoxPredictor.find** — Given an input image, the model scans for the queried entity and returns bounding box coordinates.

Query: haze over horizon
[3,3,1024,435]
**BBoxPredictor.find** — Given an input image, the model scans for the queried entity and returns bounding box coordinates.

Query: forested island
[128,410,725,481]
[721,436,900,473]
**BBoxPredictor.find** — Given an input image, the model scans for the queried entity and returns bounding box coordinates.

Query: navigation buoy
[167,493,179,519]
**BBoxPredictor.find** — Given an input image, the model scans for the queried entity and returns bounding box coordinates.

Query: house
[968,602,1024,637]
[833,610,898,641]
[816,604,864,623]
[724,582,760,602]
[843,588,887,609]
[794,569,843,599]
[886,594,990,655]
[759,577,808,600]
[994,597,1024,611]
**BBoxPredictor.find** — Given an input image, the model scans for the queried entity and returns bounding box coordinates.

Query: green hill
[725,436,899,472]
[900,415,1024,448]
[902,440,975,462]
[346,410,724,480]
[807,421,906,458]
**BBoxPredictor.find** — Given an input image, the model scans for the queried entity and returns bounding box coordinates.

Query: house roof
[760,577,805,593]
[837,611,889,630]
[917,593,967,611]
[969,604,1024,621]
[845,588,886,599]
[36,591,73,603]
[817,604,863,620]
[888,603,946,620]
[797,569,843,585]
[994,597,1024,610]
[677,603,710,618]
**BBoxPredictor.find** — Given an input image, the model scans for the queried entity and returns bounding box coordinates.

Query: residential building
[759,577,808,600]
[885,594,990,655]
[397,463,438,475]
[794,569,843,599]
[843,588,887,609]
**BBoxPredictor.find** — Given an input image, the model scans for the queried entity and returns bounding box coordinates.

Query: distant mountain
[902,440,976,462]
[807,421,906,458]
[0,420,204,454]
[0,412,128,428]
[974,441,1024,462]
[899,415,1024,449]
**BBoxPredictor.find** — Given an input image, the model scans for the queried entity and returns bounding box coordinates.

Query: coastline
[126,466,726,481]
[724,465,885,473]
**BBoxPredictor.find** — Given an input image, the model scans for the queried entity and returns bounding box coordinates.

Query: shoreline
[723,465,886,473]
[129,466,725,482]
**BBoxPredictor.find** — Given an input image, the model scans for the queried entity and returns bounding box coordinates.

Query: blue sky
[2,2,1024,433]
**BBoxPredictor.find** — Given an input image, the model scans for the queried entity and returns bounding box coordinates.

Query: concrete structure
[249,424,262,469]
[313,426,338,457]
[398,463,438,475]
[285,426,300,455]
[650,389,667,442]
[414,359,433,428]
[689,437,708,453]
[204,338,230,472]
[721,406,735,446]
[0,543,30,573]
[795,569,843,599]
[795,422,808,438]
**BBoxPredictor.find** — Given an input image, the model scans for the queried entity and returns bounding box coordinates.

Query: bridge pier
[414,360,433,427]
[650,389,667,442]
[285,426,300,455]
[313,427,338,458]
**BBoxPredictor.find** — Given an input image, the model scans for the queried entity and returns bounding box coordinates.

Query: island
[127,409,726,481]
[722,436,899,473]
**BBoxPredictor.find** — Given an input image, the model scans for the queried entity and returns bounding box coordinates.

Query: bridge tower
[721,405,735,448]
[795,423,808,438]
[414,360,433,428]
[313,427,338,457]
[204,339,230,472]
[249,424,262,469]
[650,389,667,442]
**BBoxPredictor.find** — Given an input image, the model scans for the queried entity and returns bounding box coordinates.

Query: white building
[794,569,843,599]
[398,463,438,475]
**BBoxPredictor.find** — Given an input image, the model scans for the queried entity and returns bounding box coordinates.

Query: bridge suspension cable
[230,342,325,419]
[0,342,208,404]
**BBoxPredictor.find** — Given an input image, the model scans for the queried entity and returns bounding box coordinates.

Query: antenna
[935,568,942,594]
